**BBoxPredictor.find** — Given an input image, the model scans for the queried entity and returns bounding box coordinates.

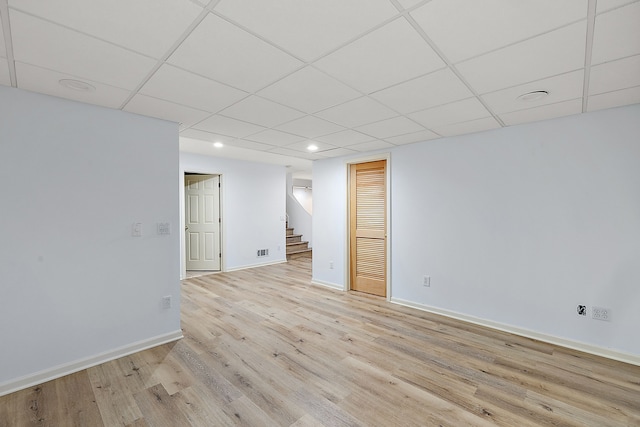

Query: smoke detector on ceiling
[59,79,96,92]
[516,90,549,102]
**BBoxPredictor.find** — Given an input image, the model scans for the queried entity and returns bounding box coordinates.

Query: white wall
[292,188,313,215]
[312,158,348,288]
[312,104,640,360]
[180,152,287,274]
[292,178,313,214]
[0,87,181,394]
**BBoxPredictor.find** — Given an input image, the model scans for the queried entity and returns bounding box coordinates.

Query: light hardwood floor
[1,257,639,426]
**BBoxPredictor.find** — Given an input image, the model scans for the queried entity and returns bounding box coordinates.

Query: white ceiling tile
[140,64,247,113]
[315,18,445,93]
[431,117,501,137]
[371,68,473,114]
[397,0,425,10]
[588,86,640,111]
[283,140,336,153]
[268,146,325,160]
[9,0,203,58]
[589,55,640,95]
[0,59,10,86]
[258,67,361,114]
[591,2,640,64]
[245,129,305,146]
[219,96,305,128]
[214,0,398,61]
[193,114,265,138]
[411,0,587,63]
[14,62,131,109]
[168,14,302,92]
[276,116,345,138]
[356,116,425,139]
[456,22,586,94]
[482,70,584,114]
[385,130,439,145]
[499,98,583,126]
[347,140,394,151]
[315,130,376,146]
[315,97,397,128]
[124,94,210,127]
[318,147,358,158]
[10,11,156,90]
[596,0,637,13]
[228,139,275,151]
[179,129,236,144]
[409,97,490,128]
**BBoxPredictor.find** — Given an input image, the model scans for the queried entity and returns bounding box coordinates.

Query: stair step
[286,241,308,253]
[286,227,294,236]
[286,234,303,243]
[287,248,312,260]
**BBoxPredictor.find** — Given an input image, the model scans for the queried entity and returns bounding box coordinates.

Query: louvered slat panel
[356,238,385,280]
[356,168,385,230]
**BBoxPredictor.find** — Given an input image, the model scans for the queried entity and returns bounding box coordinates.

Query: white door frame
[345,152,392,301]
[180,169,224,279]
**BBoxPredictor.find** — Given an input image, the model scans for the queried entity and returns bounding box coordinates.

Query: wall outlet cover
[162,296,172,309]
[592,306,612,321]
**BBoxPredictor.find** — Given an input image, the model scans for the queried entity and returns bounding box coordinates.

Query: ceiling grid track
[401,11,507,128]
[0,0,17,87]
[582,0,598,113]
[117,5,218,110]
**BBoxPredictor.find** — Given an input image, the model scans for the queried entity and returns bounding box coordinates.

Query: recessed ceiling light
[307,144,318,152]
[58,79,96,92]
[213,142,224,148]
[516,90,549,102]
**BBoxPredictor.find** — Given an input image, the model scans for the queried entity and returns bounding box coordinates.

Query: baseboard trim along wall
[391,298,640,367]
[225,259,287,273]
[0,330,183,397]
[311,280,344,291]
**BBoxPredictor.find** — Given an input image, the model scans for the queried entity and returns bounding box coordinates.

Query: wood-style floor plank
[1,257,639,426]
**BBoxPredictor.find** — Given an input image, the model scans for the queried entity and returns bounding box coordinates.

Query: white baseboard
[225,259,287,272]
[391,298,640,367]
[311,279,344,291]
[0,330,183,397]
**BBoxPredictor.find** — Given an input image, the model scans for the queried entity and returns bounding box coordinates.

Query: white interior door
[185,174,220,271]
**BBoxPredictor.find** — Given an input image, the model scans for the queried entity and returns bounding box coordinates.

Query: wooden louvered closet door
[350,160,386,297]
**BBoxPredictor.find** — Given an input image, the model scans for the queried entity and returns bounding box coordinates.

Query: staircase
[286,224,312,260]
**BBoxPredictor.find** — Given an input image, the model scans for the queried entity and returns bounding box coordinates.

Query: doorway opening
[184,173,221,275]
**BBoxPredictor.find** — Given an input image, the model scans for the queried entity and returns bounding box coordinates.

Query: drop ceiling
[1,0,639,167]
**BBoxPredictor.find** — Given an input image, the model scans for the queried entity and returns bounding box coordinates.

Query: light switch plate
[157,222,171,235]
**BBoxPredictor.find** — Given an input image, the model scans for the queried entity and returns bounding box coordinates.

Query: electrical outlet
[592,306,611,321]
[132,222,142,237]
[329,261,334,269]
[423,276,431,287]
[162,296,172,309]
